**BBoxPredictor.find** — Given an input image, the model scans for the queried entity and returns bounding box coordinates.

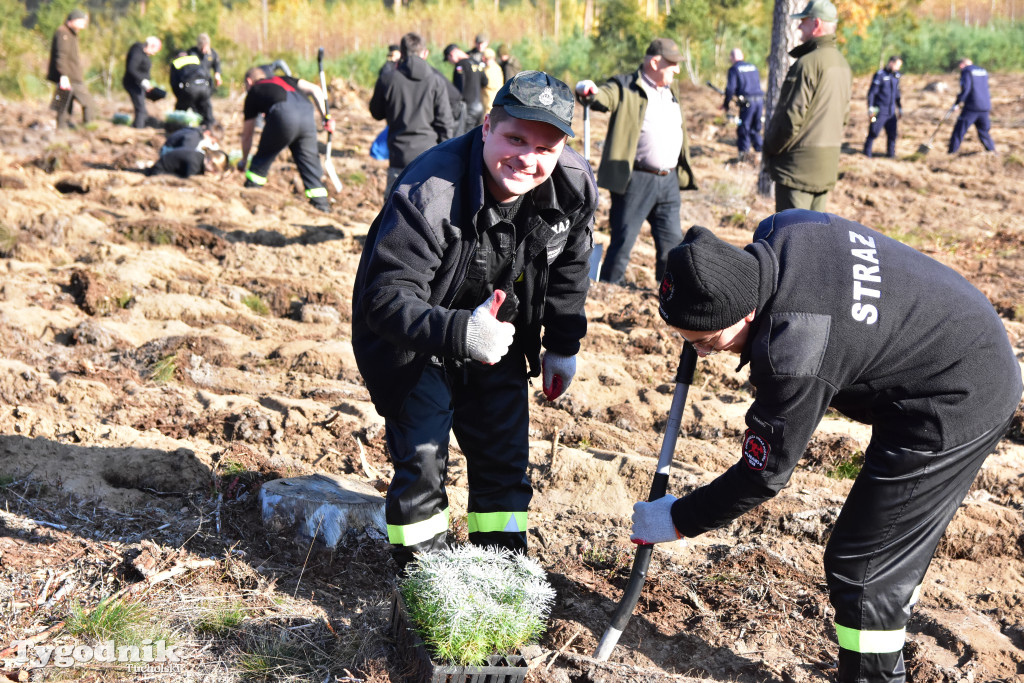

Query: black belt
[633,163,674,176]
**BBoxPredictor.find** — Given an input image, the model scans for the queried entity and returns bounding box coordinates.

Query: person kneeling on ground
[631,210,1022,682]
[147,124,227,178]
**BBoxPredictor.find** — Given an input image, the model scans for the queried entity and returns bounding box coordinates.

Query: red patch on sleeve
[743,428,770,471]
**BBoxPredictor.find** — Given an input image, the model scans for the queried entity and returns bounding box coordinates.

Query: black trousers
[126,84,148,128]
[246,102,326,203]
[174,80,215,125]
[384,353,532,571]
[825,415,1014,682]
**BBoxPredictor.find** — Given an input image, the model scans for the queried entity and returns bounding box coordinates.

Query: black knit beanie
[658,226,760,331]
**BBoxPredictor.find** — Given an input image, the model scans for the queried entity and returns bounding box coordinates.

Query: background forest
[0,0,1022,101]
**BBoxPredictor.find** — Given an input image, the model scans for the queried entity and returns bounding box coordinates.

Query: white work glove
[629,494,681,545]
[575,79,597,95]
[575,79,597,101]
[541,351,575,401]
[466,290,515,365]
[141,78,152,91]
[59,75,71,90]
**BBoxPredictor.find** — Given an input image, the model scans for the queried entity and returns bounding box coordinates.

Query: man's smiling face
[480,113,567,203]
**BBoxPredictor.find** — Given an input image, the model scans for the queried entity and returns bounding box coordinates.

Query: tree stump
[259,473,386,548]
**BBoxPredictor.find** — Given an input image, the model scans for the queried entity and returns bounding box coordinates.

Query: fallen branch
[546,629,581,672]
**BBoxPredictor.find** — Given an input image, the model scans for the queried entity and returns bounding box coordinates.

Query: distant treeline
[2,0,1022,100]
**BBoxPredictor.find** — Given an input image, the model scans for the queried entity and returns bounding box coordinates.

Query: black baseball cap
[491,70,575,138]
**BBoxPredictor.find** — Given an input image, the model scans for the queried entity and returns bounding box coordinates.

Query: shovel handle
[593,343,698,661]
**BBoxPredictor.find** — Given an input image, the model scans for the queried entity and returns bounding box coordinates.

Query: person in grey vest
[575,38,697,287]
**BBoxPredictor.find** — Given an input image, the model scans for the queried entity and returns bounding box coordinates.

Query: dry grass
[0,475,395,682]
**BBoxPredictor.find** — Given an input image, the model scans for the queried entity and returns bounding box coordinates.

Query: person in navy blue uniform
[948,57,996,153]
[632,210,1022,683]
[723,48,763,158]
[863,55,902,158]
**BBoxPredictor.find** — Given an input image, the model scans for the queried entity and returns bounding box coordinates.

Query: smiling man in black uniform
[238,66,334,212]
[352,71,598,572]
[630,209,1022,682]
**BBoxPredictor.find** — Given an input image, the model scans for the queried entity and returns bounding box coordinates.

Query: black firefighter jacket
[351,129,598,418]
[671,210,1023,537]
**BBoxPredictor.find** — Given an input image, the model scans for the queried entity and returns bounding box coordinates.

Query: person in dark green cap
[352,71,598,573]
[764,0,852,212]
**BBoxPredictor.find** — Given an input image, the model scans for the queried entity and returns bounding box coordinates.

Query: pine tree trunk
[757,0,801,198]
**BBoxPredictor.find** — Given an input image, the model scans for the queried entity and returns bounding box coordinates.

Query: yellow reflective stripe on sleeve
[305,187,328,198]
[172,55,201,69]
[834,623,906,654]
[466,511,527,534]
[387,508,450,547]
[245,170,267,185]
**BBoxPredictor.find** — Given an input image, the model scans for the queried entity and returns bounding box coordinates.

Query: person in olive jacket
[633,210,1022,683]
[574,38,697,287]
[47,9,94,129]
[764,0,851,212]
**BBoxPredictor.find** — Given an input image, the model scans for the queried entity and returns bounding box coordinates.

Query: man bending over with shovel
[239,66,334,212]
[352,71,598,573]
[631,209,1021,681]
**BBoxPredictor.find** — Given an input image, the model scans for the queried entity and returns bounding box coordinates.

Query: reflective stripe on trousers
[825,417,1013,682]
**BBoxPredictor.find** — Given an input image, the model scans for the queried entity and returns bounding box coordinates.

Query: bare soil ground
[0,71,1022,683]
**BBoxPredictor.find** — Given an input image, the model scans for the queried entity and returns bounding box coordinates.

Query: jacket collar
[790,33,837,59]
[737,240,779,370]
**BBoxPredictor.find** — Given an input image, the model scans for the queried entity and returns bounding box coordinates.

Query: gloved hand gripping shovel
[593,343,698,661]
[317,47,343,192]
[918,105,958,155]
